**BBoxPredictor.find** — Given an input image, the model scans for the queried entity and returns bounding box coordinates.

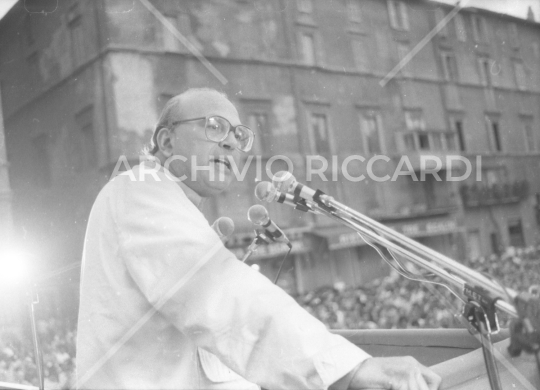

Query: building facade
[0,0,539,314]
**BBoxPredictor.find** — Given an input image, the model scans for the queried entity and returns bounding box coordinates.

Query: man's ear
[156,127,175,158]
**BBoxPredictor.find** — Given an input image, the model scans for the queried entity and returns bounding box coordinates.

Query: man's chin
[200,177,233,196]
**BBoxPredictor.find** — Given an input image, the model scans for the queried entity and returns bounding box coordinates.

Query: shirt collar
[141,160,205,209]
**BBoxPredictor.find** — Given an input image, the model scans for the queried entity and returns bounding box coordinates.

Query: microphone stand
[289,191,529,390]
[26,284,44,390]
[306,192,518,319]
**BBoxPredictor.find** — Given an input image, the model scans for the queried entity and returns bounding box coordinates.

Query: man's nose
[218,129,239,150]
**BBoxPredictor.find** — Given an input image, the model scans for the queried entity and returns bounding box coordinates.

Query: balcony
[394,130,462,171]
[396,130,459,153]
[460,180,529,208]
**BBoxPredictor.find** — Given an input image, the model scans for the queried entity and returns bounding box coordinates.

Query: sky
[435,0,540,20]
[0,0,538,21]
[0,0,15,19]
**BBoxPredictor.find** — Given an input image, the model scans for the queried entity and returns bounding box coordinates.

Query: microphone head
[212,217,235,238]
[247,204,269,225]
[255,181,277,202]
[272,171,296,193]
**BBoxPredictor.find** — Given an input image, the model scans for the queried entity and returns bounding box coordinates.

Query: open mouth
[212,157,232,170]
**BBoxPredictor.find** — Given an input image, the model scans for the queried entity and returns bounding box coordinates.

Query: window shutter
[387,0,399,29]
[400,2,410,31]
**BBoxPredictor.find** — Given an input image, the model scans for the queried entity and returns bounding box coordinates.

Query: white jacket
[76,163,370,389]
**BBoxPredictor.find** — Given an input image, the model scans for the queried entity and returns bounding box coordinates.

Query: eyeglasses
[171,116,255,153]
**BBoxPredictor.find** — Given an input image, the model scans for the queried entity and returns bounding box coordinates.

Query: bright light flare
[0,249,29,285]
[251,264,260,272]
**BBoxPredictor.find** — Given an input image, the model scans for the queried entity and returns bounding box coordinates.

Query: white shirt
[76,162,370,389]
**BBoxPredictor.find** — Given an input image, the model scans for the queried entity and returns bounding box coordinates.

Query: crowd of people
[296,246,540,329]
[0,246,538,387]
[0,318,75,389]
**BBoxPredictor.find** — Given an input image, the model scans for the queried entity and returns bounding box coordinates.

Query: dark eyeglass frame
[170,116,254,153]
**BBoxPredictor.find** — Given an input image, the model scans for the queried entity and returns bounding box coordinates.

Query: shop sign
[330,232,364,250]
[388,219,458,237]
[330,218,458,250]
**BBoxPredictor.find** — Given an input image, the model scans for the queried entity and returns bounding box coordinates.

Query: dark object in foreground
[508,287,540,358]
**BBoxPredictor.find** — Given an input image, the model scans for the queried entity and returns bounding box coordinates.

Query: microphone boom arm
[302,195,518,319]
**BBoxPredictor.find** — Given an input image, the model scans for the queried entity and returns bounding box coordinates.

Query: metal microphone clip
[242,231,271,263]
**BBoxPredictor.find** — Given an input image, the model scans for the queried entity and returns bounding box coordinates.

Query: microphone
[211,217,235,241]
[247,205,290,245]
[271,171,296,193]
[255,181,297,208]
[272,171,333,206]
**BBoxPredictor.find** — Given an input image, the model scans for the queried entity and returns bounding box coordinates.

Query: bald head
[148,88,235,155]
[175,89,238,122]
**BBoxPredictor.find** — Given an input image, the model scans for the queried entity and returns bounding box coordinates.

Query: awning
[313,217,459,250]
[313,226,367,251]
[386,218,459,238]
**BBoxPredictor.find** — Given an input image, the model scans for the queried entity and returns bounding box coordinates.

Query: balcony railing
[396,130,458,153]
[460,180,529,207]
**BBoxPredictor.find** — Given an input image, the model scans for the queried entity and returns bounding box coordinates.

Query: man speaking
[76,88,441,389]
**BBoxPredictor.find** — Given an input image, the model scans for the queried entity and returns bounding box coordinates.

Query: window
[490,232,500,254]
[400,131,456,152]
[405,110,426,131]
[418,132,430,150]
[514,61,527,91]
[75,106,97,171]
[508,23,519,47]
[522,117,536,152]
[162,15,181,52]
[399,112,459,152]
[485,116,502,152]
[300,32,316,65]
[32,134,51,187]
[68,6,85,68]
[471,14,487,42]
[450,118,466,151]
[491,122,502,152]
[454,14,467,41]
[441,51,459,82]
[397,43,411,76]
[346,0,362,24]
[508,219,525,247]
[309,113,331,154]
[297,0,313,14]
[246,113,269,155]
[360,112,383,155]
[402,110,427,151]
[477,56,492,86]
[351,39,368,71]
[434,9,448,37]
[387,0,409,31]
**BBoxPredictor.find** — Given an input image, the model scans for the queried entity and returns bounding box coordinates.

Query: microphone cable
[273,243,293,286]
